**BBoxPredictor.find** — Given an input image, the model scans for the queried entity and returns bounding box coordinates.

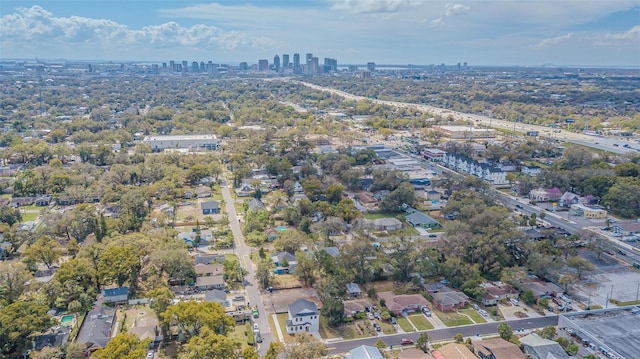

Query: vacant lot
[458,308,487,323]
[432,308,473,327]
[261,287,319,314]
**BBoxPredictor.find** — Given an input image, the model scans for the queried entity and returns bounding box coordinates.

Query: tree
[566,256,594,280]
[162,301,235,338]
[282,333,327,359]
[0,261,33,304]
[178,328,237,359]
[93,333,150,359]
[340,237,375,285]
[565,343,579,356]
[416,332,430,353]
[0,301,54,356]
[241,346,259,359]
[99,244,141,287]
[380,182,415,212]
[325,184,344,204]
[334,198,359,223]
[147,286,175,317]
[454,333,464,343]
[23,236,63,269]
[537,325,556,340]
[0,205,22,225]
[255,259,273,289]
[295,251,316,287]
[30,346,64,359]
[264,342,283,359]
[322,298,345,328]
[497,323,513,341]
[521,289,536,305]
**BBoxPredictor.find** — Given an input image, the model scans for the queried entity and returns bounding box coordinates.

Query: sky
[1,0,639,66]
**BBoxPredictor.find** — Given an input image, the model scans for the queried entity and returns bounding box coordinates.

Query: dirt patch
[261,287,320,314]
[514,311,529,319]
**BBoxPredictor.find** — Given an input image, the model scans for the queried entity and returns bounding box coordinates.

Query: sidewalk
[271,314,284,342]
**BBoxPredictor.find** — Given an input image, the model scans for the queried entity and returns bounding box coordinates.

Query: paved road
[295,81,638,155]
[327,315,559,354]
[220,180,273,356]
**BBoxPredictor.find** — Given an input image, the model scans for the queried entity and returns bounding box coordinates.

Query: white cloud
[0,5,275,51]
[430,2,470,27]
[536,33,573,48]
[605,25,640,41]
[329,0,423,14]
[444,3,470,16]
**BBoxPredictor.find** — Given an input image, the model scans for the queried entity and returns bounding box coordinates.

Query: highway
[327,315,558,354]
[296,81,639,155]
[220,180,273,356]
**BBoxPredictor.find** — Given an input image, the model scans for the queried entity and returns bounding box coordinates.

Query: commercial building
[431,125,496,139]
[143,134,219,152]
[570,203,607,219]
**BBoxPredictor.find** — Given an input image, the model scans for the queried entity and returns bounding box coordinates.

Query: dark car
[390,317,397,325]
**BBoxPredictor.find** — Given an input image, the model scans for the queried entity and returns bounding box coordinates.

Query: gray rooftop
[288,299,318,317]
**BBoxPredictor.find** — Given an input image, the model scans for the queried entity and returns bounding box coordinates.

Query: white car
[510,298,520,306]
[146,351,154,359]
[478,309,488,317]
[472,304,479,310]
[253,323,259,331]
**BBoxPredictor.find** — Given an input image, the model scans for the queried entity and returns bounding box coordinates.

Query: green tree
[325,184,344,204]
[374,339,387,351]
[255,260,273,289]
[334,198,359,223]
[241,346,259,359]
[416,332,430,353]
[93,333,150,359]
[565,343,579,356]
[322,298,345,328]
[0,205,22,225]
[0,261,33,304]
[0,301,54,356]
[380,182,415,212]
[186,164,210,185]
[23,236,63,269]
[497,323,513,341]
[521,289,536,305]
[178,328,237,359]
[162,301,235,337]
[147,286,175,317]
[264,342,283,359]
[99,244,141,287]
[566,256,594,280]
[537,325,556,340]
[454,333,464,343]
[283,333,327,359]
[30,346,64,359]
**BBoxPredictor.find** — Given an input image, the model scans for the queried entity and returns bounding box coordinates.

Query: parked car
[472,304,479,310]
[146,351,154,359]
[374,323,381,332]
[256,332,263,343]
[368,312,374,320]
[233,295,245,301]
[374,311,381,319]
[478,309,488,317]
[390,317,397,325]
[421,307,431,316]
[401,338,414,345]
[548,305,554,312]
[515,204,523,209]
[510,298,520,306]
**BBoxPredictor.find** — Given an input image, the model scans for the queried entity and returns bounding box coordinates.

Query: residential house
[33,326,71,352]
[377,291,429,315]
[520,279,563,300]
[11,196,36,207]
[194,254,224,265]
[343,300,371,317]
[76,304,115,352]
[195,263,224,276]
[358,192,378,205]
[285,299,320,334]
[529,189,551,203]
[248,198,266,211]
[200,200,219,214]
[128,315,162,346]
[405,208,440,229]
[558,192,580,208]
[271,252,297,274]
[373,218,402,231]
[204,289,230,307]
[195,276,225,290]
[235,183,254,197]
[346,283,362,298]
[293,181,304,193]
[196,185,212,198]
[521,165,542,177]
[570,203,607,219]
[432,343,476,359]
[320,247,340,258]
[520,333,570,359]
[346,345,384,359]
[480,282,519,306]
[425,189,442,201]
[473,338,525,359]
[398,348,430,359]
[441,153,507,185]
[432,288,469,311]
[102,287,129,303]
[35,195,52,206]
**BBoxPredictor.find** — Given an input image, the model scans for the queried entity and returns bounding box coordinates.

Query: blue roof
[102,287,129,297]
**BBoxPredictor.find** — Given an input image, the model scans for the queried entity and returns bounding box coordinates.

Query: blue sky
[1,0,639,66]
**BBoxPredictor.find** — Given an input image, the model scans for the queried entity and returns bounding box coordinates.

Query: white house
[285,299,319,334]
[521,165,542,177]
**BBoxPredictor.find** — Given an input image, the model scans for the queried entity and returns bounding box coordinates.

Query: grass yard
[20,211,39,222]
[397,316,414,332]
[317,317,373,340]
[408,314,434,330]
[376,225,419,237]
[225,253,239,263]
[272,274,302,289]
[380,321,397,335]
[363,212,401,220]
[433,308,473,327]
[275,313,296,343]
[458,308,487,323]
[227,323,253,351]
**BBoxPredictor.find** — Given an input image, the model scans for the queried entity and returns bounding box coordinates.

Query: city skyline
[0,1,639,67]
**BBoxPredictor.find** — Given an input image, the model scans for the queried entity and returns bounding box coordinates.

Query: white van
[510,298,519,306]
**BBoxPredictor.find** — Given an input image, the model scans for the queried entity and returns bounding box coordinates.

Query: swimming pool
[275,226,287,231]
[60,315,74,325]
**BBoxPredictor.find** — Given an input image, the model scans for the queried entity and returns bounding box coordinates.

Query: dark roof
[102,287,129,297]
[200,200,219,210]
[248,198,266,211]
[204,289,227,302]
[406,211,439,226]
[321,247,340,258]
[76,305,115,350]
[288,299,318,316]
[33,327,71,350]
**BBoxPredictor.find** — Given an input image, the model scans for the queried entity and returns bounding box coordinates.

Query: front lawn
[317,317,374,340]
[458,308,487,324]
[363,212,402,220]
[20,212,39,222]
[397,316,414,332]
[275,313,296,343]
[380,321,397,335]
[432,308,473,327]
[408,314,434,330]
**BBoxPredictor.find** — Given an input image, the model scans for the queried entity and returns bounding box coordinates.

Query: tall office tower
[367,62,376,72]
[208,61,213,72]
[200,61,206,72]
[258,59,269,71]
[282,54,289,69]
[192,62,199,72]
[162,63,167,72]
[306,53,313,64]
[169,60,175,72]
[309,57,319,74]
[348,65,359,72]
[324,58,337,72]
[182,60,188,72]
[293,53,300,73]
[239,62,249,71]
[273,55,280,73]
